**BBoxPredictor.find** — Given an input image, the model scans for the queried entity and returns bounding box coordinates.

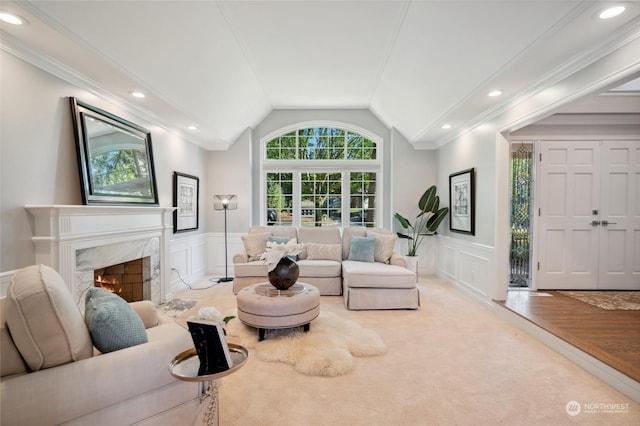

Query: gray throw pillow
[84,288,148,353]
[268,236,291,244]
[348,236,376,262]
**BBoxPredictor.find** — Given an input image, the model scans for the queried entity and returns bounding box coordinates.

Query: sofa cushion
[298,227,341,259]
[233,260,269,278]
[5,264,93,371]
[306,243,342,261]
[242,232,271,261]
[297,259,342,277]
[84,288,148,353]
[342,260,416,289]
[0,325,27,376]
[348,236,376,262]
[367,230,397,263]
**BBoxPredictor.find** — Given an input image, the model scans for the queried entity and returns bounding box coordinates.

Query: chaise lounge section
[341,227,419,310]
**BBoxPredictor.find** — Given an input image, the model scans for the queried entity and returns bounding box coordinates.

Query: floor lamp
[214,195,237,283]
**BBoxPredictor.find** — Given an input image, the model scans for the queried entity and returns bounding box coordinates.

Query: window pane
[300,172,342,227]
[266,172,293,225]
[350,172,376,227]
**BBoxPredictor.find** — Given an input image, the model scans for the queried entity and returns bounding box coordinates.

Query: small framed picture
[186,319,233,376]
[449,168,475,235]
[173,172,199,233]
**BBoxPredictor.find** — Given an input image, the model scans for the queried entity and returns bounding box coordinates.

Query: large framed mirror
[70,97,159,205]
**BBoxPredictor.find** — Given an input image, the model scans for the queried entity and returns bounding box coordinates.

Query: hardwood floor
[496,290,640,383]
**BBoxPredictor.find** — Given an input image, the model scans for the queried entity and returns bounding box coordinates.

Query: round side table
[169,343,248,426]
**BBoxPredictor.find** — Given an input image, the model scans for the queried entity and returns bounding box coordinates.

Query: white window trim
[260,121,383,227]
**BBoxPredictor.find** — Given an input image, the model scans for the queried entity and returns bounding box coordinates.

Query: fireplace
[94,257,151,302]
[25,205,175,310]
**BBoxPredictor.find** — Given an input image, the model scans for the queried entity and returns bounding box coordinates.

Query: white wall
[0,51,209,273]
[201,109,440,276]
[434,32,640,303]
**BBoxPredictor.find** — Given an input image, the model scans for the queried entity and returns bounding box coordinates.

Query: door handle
[601,220,617,226]
[590,220,600,226]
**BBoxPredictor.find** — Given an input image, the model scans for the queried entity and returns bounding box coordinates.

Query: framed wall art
[449,168,475,235]
[173,172,199,233]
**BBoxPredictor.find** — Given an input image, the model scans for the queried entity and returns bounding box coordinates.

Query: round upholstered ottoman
[236,282,320,341]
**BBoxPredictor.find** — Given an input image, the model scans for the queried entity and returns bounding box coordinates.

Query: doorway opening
[509,141,535,288]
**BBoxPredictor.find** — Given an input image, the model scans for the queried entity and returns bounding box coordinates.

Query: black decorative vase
[268,256,299,290]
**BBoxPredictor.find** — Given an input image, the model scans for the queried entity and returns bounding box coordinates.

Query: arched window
[262,125,380,228]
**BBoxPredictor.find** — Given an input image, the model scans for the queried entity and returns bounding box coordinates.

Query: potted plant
[395,185,449,274]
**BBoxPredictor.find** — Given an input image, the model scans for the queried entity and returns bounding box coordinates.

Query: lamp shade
[213,194,237,210]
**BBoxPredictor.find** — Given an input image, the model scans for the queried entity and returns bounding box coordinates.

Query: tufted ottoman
[236,282,320,341]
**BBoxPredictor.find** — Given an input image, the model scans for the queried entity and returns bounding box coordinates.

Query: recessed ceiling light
[188,126,198,131]
[488,90,503,97]
[441,124,452,130]
[599,5,625,19]
[0,11,27,25]
[130,91,145,98]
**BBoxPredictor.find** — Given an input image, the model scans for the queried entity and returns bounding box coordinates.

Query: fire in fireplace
[94,257,151,302]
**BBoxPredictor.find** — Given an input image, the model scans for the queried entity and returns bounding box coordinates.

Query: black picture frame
[173,172,199,233]
[449,168,475,235]
[70,97,159,205]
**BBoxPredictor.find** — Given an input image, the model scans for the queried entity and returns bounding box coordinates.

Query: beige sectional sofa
[0,265,200,426]
[233,226,419,310]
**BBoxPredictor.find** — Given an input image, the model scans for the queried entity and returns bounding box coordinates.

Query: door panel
[537,140,599,289]
[598,141,640,289]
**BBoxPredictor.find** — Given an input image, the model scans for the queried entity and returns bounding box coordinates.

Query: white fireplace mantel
[25,205,176,307]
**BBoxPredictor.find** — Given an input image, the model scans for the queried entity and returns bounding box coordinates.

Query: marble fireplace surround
[25,205,175,310]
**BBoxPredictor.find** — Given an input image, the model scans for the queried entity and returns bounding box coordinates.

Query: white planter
[404,255,419,282]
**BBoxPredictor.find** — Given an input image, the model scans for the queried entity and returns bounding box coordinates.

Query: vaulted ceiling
[1,1,639,150]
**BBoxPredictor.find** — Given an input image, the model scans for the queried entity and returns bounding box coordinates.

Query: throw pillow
[84,287,148,354]
[348,236,376,262]
[242,232,271,261]
[306,243,342,261]
[367,231,397,263]
[4,264,93,371]
[268,236,291,244]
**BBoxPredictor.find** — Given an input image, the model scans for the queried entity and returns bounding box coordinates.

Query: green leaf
[394,212,411,229]
[427,207,449,232]
[418,186,437,213]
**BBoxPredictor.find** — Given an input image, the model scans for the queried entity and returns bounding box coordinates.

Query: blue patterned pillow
[84,288,148,353]
[348,236,376,262]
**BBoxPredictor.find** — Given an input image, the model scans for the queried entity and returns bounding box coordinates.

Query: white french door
[598,141,640,289]
[537,139,640,290]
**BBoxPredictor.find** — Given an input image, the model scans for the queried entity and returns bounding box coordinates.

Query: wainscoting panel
[436,236,496,304]
[207,233,244,278]
[169,233,208,294]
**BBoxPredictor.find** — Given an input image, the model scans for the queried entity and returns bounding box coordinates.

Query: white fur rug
[225,311,386,377]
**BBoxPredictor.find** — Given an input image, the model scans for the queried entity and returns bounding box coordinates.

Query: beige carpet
[558,291,640,311]
[167,278,639,425]
[226,311,386,377]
